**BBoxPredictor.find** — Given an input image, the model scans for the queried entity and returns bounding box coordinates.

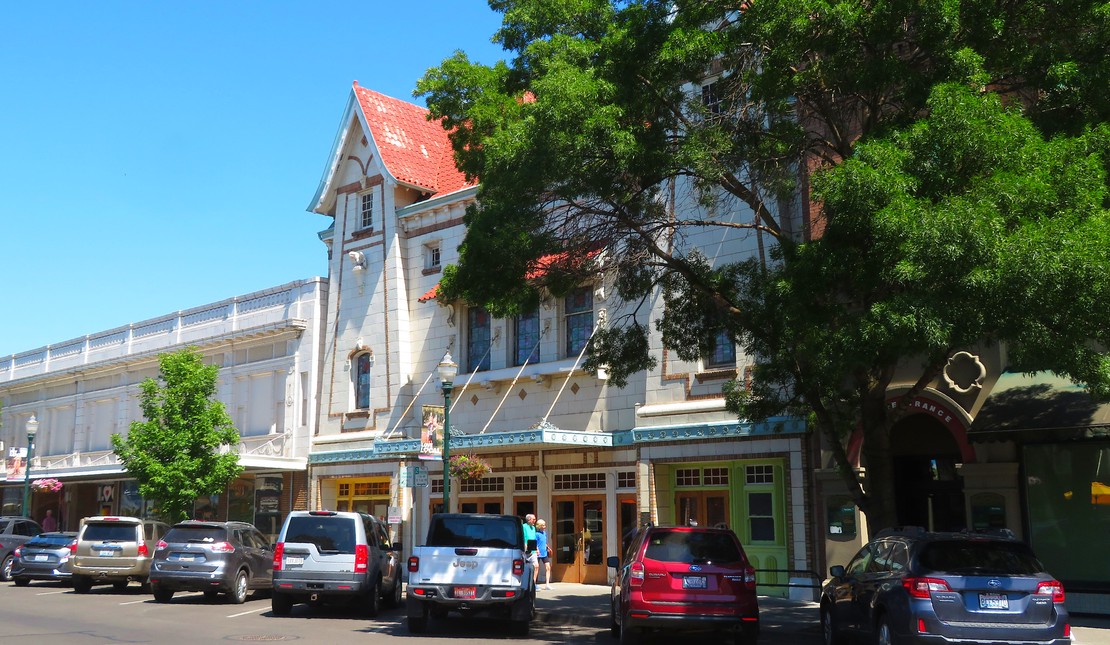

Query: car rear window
[26,534,75,548]
[284,516,356,554]
[83,523,139,542]
[427,517,521,549]
[644,530,744,564]
[164,526,227,544]
[918,540,1046,575]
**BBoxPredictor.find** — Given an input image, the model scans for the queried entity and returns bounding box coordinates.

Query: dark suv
[0,517,44,581]
[150,521,274,604]
[608,525,760,645]
[271,510,402,617]
[820,527,1070,645]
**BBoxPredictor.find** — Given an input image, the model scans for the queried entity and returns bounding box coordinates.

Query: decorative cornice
[631,417,806,443]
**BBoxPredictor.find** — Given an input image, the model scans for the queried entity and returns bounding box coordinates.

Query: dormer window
[360,192,374,230]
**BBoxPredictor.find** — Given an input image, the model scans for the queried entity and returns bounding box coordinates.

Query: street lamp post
[22,414,39,518]
[437,352,458,511]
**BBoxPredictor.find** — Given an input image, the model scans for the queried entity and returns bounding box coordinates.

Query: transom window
[460,477,505,493]
[746,464,775,484]
[354,353,372,409]
[467,308,491,372]
[553,472,605,490]
[564,288,593,357]
[515,475,538,492]
[514,309,540,366]
[360,192,374,229]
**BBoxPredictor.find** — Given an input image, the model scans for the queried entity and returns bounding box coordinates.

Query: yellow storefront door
[551,495,607,584]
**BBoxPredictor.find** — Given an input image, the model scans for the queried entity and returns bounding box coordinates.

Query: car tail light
[13,547,21,558]
[137,542,149,557]
[68,539,77,554]
[354,544,369,573]
[156,540,168,551]
[629,561,645,587]
[210,541,235,553]
[1037,580,1066,603]
[408,555,419,573]
[743,564,758,590]
[902,577,951,599]
[918,618,928,633]
[512,558,524,576]
[273,542,285,571]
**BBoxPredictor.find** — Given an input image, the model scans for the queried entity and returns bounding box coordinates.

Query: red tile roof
[352,82,474,196]
[418,283,440,302]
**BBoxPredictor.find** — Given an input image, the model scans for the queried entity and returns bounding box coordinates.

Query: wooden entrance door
[551,495,607,584]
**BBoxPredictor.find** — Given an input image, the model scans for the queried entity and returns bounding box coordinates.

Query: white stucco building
[0,278,327,539]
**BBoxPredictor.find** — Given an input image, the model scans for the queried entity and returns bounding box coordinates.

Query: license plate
[683,576,707,589]
[33,554,48,562]
[175,554,196,562]
[454,586,477,599]
[979,593,1008,610]
[98,550,115,557]
[285,556,304,566]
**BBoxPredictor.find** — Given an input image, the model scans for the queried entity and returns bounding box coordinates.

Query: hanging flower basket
[449,454,493,480]
[31,478,63,493]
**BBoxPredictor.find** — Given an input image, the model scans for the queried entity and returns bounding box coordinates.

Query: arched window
[354,353,373,410]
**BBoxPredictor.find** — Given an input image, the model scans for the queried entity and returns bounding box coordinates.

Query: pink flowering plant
[31,478,63,493]
[449,454,493,480]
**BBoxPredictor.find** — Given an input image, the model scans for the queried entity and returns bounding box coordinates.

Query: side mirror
[392,541,403,552]
[830,565,845,578]
[607,556,620,569]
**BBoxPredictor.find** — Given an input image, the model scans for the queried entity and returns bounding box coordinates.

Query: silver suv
[271,510,402,617]
[72,516,170,593]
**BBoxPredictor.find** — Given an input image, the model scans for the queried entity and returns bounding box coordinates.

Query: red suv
[608,525,760,645]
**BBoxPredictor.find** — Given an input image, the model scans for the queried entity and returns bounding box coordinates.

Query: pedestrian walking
[536,519,552,589]
[41,509,57,532]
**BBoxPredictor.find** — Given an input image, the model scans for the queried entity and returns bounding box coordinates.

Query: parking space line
[227,606,268,618]
[36,590,68,595]
[119,598,149,605]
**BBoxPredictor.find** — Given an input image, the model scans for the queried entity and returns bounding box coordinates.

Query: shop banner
[419,405,444,460]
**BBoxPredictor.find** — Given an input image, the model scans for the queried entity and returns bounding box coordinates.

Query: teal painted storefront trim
[307,416,805,466]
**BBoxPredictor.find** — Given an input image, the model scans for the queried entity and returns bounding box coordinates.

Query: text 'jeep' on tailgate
[406,513,535,636]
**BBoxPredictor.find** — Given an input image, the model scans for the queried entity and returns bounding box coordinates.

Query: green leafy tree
[112,348,242,523]
[419,0,1110,531]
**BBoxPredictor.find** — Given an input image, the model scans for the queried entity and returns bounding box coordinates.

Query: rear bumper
[625,611,760,635]
[272,573,370,598]
[407,585,531,617]
[11,562,71,580]
[72,561,150,582]
[150,568,234,593]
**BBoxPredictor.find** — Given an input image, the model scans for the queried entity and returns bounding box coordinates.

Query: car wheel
[822,606,846,645]
[13,576,30,587]
[153,587,174,603]
[734,627,759,645]
[271,590,293,617]
[619,613,639,645]
[204,589,221,600]
[73,575,92,594]
[1,555,14,582]
[385,575,402,608]
[511,618,530,637]
[112,580,129,591]
[876,614,896,645]
[229,570,249,604]
[364,579,381,618]
[407,615,428,634]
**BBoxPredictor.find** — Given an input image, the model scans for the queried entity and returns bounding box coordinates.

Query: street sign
[413,466,429,488]
[399,466,409,488]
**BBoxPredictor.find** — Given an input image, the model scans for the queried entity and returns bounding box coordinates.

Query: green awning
[969,372,1110,441]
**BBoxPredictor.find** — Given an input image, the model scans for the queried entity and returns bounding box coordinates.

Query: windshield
[26,533,76,548]
[644,529,744,564]
[83,523,138,542]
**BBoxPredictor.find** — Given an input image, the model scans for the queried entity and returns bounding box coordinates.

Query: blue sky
[0,1,506,358]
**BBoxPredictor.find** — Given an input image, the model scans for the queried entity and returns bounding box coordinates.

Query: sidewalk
[533,582,1110,644]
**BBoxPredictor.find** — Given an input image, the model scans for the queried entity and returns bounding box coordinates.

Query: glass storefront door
[552,495,606,584]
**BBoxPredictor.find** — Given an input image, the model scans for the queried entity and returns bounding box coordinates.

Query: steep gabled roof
[308,82,475,215]
[353,82,473,195]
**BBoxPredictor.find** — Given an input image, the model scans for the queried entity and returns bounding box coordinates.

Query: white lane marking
[36,590,68,595]
[227,606,268,618]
